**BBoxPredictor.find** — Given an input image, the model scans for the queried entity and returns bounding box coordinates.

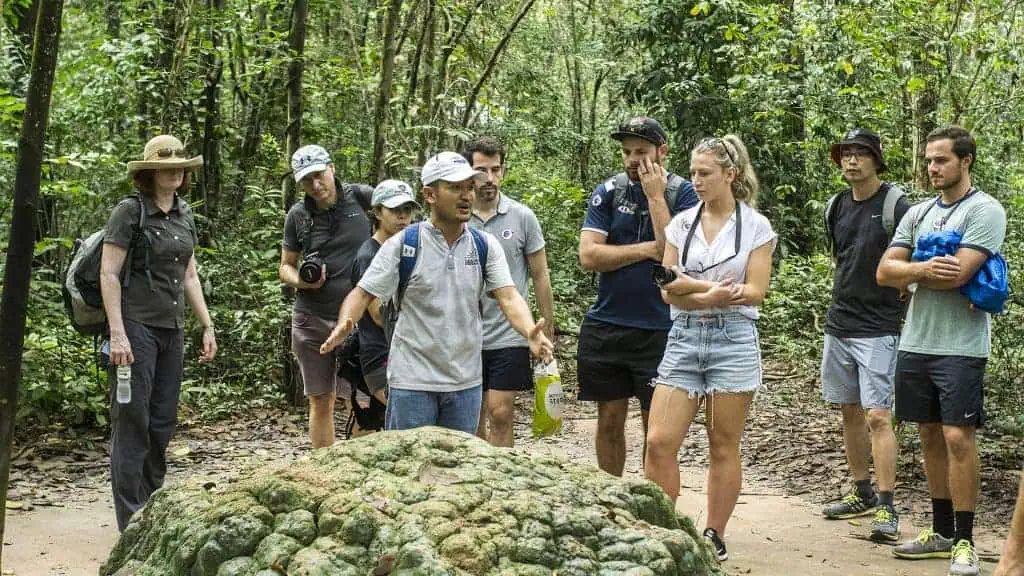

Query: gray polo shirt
[357,221,515,392]
[104,194,197,330]
[470,194,546,350]
[890,189,1005,358]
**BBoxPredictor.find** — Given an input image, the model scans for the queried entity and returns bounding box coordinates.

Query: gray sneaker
[822,490,879,519]
[869,505,900,542]
[948,539,980,576]
[892,528,955,560]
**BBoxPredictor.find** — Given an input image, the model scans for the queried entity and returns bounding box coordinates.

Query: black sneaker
[703,527,728,561]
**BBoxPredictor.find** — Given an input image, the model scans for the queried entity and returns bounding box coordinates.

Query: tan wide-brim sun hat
[126,135,204,175]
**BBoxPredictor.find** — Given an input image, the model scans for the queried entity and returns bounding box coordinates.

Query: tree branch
[460,0,538,127]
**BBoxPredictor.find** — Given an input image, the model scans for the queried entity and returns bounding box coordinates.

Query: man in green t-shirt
[877,126,1006,576]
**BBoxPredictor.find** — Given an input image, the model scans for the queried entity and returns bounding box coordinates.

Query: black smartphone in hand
[652,264,677,287]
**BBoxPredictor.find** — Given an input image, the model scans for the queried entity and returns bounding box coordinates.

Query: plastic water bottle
[116,365,132,404]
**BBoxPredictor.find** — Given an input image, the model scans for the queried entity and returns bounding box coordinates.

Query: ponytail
[692,134,760,207]
[722,135,759,207]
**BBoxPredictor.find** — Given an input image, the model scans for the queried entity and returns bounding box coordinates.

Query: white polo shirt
[665,201,777,320]
[357,221,514,392]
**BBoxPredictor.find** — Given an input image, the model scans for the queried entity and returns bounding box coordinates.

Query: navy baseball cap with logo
[611,116,668,146]
[830,127,887,173]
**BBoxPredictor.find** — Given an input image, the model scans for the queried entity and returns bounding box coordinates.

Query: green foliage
[759,254,831,368]
[3,0,1024,433]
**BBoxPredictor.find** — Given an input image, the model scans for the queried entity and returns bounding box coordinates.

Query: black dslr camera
[652,263,677,287]
[299,252,324,284]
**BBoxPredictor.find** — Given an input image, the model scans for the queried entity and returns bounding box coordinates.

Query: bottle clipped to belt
[116,364,132,404]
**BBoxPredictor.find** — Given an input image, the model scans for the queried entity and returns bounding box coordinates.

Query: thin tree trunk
[371,0,405,182]
[198,0,225,243]
[282,0,309,407]
[405,0,433,126]
[436,0,487,91]
[0,0,64,569]
[105,0,121,38]
[283,0,308,210]
[460,0,538,127]
[416,0,438,166]
[394,0,422,55]
[912,54,938,192]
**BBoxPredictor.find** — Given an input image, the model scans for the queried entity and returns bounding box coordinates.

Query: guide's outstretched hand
[320,317,356,355]
[528,318,554,364]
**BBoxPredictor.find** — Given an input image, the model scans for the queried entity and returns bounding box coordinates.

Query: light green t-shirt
[890,189,1006,358]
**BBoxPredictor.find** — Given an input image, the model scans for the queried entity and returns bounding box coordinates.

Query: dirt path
[2,404,1008,576]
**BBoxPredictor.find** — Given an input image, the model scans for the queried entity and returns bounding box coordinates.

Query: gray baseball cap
[372,179,420,209]
[421,151,482,186]
[291,145,331,182]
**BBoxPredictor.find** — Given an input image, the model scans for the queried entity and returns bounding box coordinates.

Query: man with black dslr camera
[280,144,372,448]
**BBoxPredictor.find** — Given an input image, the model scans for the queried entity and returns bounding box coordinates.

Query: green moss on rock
[101,427,723,575]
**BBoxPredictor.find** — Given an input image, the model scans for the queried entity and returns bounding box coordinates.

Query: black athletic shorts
[894,351,987,427]
[576,317,668,411]
[482,347,532,392]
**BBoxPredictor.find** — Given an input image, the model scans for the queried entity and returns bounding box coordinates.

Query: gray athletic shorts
[820,334,897,410]
[291,311,350,398]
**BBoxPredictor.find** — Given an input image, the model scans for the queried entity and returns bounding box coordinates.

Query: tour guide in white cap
[320,151,554,434]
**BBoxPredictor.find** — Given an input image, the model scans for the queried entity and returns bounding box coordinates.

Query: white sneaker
[948,539,980,576]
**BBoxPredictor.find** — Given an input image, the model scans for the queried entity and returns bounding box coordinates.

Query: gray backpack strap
[823,193,839,255]
[611,173,629,209]
[666,173,684,212]
[882,184,906,237]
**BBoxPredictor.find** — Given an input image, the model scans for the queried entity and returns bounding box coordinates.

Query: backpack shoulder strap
[349,183,374,214]
[882,184,906,237]
[666,173,684,211]
[823,192,841,256]
[395,222,422,311]
[468,227,489,284]
[610,173,629,210]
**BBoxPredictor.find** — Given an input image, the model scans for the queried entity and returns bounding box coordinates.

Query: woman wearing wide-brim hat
[100,134,217,532]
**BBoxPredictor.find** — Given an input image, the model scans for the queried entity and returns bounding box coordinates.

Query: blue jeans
[385,386,483,434]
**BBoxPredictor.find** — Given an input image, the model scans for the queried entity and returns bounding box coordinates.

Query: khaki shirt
[104,194,197,329]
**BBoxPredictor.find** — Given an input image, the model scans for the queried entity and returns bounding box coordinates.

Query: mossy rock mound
[101,427,722,575]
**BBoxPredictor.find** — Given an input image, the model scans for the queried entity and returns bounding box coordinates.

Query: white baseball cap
[421,151,482,186]
[372,179,421,209]
[291,145,331,182]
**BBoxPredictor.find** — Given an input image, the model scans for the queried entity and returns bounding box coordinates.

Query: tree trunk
[912,54,939,193]
[105,0,121,38]
[283,0,308,210]
[282,0,309,407]
[0,0,64,569]
[460,0,538,127]
[416,0,438,167]
[371,0,404,183]
[198,0,225,244]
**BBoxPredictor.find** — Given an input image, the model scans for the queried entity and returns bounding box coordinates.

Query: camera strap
[680,201,742,274]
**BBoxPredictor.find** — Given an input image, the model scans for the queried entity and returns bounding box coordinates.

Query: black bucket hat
[830,127,887,173]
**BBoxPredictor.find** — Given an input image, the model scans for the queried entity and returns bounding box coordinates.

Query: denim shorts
[385,386,482,434]
[654,313,762,397]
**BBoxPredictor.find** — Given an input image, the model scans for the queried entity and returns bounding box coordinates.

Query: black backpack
[336,329,386,437]
[62,195,151,335]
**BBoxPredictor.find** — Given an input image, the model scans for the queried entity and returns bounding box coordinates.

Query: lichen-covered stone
[101,427,723,575]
